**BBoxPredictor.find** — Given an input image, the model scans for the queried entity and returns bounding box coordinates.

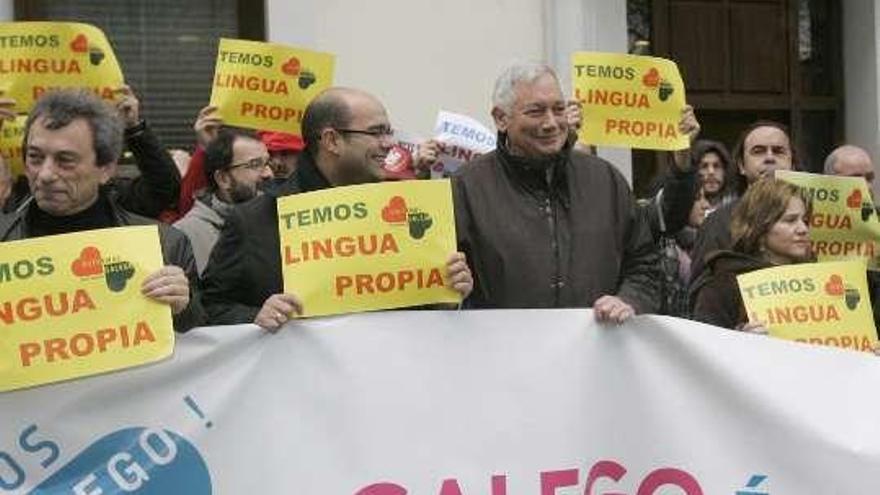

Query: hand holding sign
[193,105,223,148]
[114,84,141,129]
[414,139,440,175]
[254,293,303,332]
[446,252,473,300]
[141,265,190,315]
[593,295,636,324]
[673,105,701,171]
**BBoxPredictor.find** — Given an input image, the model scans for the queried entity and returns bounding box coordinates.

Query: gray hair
[492,63,560,112]
[24,89,123,167]
[823,145,872,175]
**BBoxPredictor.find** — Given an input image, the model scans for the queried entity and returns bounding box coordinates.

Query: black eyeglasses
[227,156,271,171]
[335,126,395,138]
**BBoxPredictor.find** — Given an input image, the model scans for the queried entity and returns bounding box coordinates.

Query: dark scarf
[27,191,116,238]
[495,131,573,207]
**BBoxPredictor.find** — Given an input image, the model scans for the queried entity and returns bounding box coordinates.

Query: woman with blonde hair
[692,178,812,330]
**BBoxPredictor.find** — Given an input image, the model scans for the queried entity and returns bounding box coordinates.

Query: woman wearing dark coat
[692,179,812,330]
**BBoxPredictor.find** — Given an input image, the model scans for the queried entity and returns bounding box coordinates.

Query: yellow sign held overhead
[737,260,877,353]
[0,22,124,111]
[209,38,335,135]
[277,180,458,317]
[0,226,174,392]
[571,51,688,151]
[777,170,880,270]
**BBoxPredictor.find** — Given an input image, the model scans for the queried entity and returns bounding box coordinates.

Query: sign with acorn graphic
[276,180,458,317]
[777,170,880,270]
[0,226,173,392]
[209,38,335,135]
[570,51,688,151]
[737,260,877,353]
[0,22,124,111]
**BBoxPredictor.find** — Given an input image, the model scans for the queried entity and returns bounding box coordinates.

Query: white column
[0,0,14,21]
[543,0,633,183]
[843,0,880,196]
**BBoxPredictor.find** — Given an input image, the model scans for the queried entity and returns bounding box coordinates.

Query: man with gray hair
[823,144,875,187]
[0,89,204,332]
[453,63,659,322]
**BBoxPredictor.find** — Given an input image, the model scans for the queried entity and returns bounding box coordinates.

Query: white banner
[2,310,880,494]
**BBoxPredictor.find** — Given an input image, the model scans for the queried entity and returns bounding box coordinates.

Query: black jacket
[453,136,660,312]
[114,120,181,218]
[0,194,205,332]
[200,153,331,325]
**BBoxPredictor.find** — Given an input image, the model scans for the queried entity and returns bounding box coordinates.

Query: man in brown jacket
[453,63,660,323]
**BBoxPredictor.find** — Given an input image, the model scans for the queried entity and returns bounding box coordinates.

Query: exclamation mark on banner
[184,395,213,428]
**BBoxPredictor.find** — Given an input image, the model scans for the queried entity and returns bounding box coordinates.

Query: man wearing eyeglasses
[174,128,273,275]
[201,87,473,330]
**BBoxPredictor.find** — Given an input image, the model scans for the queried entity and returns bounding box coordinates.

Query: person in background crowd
[453,62,659,323]
[259,130,304,179]
[691,139,737,212]
[174,128,273,274]
[201,87,473,330]
[692,179,812,331]
[0,89,204,332]
[689,121,796,289]
[656,183,712,317]
[824,144,875,188]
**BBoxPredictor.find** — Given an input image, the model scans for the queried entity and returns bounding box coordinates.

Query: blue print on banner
[29,427,211,494]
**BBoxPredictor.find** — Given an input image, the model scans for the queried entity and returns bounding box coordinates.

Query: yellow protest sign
[0,115,26,177]
[0,22,124,111]
[278,180,458,317]
[0,226,173,392]
[209,38,335,135]
[737,261,877,353]
[571,51,687,151]
[777,170,880,269]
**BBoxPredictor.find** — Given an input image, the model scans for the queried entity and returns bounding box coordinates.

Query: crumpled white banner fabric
[2,309,880,494]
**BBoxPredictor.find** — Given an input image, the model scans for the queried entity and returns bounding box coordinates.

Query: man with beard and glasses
[201,87,473,330]
[174,128,273,275]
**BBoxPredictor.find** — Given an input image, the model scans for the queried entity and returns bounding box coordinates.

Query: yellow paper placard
[777,170,880,269]
[209,38,335,135]
[571,51,688,150]
[737,260,877,353]
[0,114,26,177]
[278,180,458,317]
[0,22,124,111]
[0,226,174,392]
